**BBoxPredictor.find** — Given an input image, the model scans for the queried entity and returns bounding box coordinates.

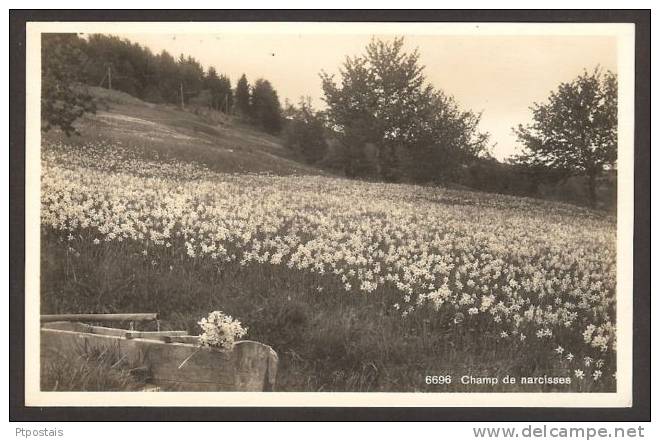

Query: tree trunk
[381,144,399,182]
[376,149,383,178]
[587,172,599,208]
[343,142,356,178]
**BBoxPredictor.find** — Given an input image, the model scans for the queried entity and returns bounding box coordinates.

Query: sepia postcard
[17,18,642,410]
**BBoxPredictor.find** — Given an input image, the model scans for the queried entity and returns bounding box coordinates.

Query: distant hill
[43,86,329,177]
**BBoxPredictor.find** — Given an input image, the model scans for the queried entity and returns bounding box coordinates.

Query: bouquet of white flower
[198,311,248,351]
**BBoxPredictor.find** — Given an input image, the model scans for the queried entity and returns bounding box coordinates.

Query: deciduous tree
[41,33,96,136]
[283,97,328,163]
[321,37,489,181]
[514,67,617,206]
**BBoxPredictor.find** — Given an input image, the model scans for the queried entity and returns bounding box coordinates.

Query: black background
[9,9,651,422]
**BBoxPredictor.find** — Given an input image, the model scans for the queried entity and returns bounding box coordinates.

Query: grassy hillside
[43,87,327,177]
[40,92,616,392]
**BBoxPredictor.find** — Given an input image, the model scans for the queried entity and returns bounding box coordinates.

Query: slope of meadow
[42,87,327,177]
[40,97,617,392]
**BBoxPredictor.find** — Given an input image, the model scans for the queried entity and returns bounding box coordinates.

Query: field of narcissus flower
[41,140,617,392]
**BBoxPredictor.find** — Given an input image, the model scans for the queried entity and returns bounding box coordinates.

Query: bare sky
[114,32,617,160]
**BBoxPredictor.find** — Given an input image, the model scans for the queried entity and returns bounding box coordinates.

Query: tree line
[283,37,617,208]
[42,33,617,208]
[41,33,283,134]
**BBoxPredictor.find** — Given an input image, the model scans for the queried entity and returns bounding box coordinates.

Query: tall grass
[41,338,146,392]
[41,229,613,392]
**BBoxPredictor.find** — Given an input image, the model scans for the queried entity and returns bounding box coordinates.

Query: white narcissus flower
[198,311,248,351]
[41,141,617,376]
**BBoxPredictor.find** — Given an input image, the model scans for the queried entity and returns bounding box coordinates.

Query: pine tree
[218,74,233,114]
[251,79,283,133]
[235,74,251,116]
[177,55,204,105]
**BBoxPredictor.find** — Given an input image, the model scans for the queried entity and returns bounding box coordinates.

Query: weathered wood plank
[43,323,190,339]
[234,339,279,391]
[40,327,278,391]
[125,331,189,339]
[43,321,127,336]
[161,335,200,344]
[41,313,159,323]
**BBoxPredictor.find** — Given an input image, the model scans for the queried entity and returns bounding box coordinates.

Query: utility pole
[107,65,112,90]
[180,81,184,109]
[224,93,228,114]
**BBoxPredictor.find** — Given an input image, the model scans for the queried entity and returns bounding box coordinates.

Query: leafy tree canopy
[321,37,489,180]
[41,33,97,136]
[514,67,617,205]
[514,68,617,175]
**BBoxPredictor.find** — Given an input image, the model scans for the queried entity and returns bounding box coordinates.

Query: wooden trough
[40,313,278,391]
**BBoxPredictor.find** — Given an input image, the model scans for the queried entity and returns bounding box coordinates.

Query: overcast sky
[114,32,617,160]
